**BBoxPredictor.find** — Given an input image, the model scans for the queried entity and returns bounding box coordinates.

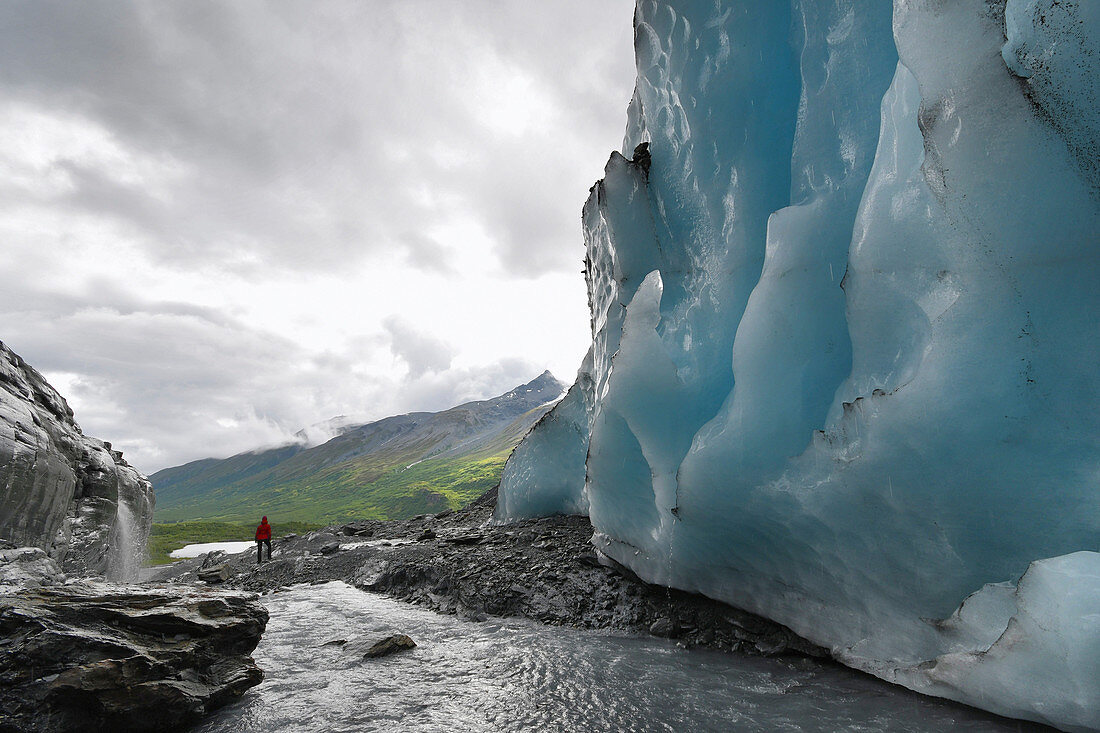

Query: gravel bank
[147,490,825,659]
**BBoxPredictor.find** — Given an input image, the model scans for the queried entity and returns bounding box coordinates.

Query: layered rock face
[498,1,1100,730]
[0,571,266,733]
[0,473,267,733]
[0,341,154,579]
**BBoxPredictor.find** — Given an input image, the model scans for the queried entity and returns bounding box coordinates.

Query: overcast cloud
[0,0,636,472]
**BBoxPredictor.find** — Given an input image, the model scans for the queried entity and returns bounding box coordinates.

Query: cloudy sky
[0,0,637,473]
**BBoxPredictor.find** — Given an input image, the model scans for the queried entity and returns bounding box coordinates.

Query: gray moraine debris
[149,487,825,660]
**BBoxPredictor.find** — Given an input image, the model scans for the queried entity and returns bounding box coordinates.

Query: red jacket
[255,518,271,541]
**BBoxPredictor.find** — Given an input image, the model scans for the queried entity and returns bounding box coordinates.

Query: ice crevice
[497,1,1100,730]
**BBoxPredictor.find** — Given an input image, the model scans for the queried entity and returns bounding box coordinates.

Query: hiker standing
[255,516,272,563]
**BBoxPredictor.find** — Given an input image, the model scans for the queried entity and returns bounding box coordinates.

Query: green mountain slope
[152,372,564,524]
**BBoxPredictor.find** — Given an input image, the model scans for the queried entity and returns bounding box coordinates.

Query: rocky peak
[492,371,565,411]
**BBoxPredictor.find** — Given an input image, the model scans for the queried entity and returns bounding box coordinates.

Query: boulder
[363,634,416,658]
[197,563,231,584]
[649,617,680,638]
[0,581,267,733]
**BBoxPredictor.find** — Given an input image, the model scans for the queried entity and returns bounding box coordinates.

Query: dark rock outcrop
[0,341,155,580]
[0,343,266,733]
[0,581,267,733]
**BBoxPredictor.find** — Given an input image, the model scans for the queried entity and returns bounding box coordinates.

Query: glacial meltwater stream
[196,582,1043,733]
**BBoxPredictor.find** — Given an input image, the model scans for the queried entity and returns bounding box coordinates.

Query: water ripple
[194,582,1044,733]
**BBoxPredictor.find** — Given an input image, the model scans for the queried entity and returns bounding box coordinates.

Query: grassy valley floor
[147,521,323,565]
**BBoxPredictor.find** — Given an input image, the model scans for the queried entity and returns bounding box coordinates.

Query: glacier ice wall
[497,1,1100,729]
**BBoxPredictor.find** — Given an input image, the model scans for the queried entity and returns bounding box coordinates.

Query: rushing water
[196,582,1043,733]
[107,500,142,582]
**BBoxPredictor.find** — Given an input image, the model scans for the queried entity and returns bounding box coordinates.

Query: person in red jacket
[255,516,272,564]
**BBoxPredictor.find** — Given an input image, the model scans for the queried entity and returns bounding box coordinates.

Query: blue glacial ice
[497,1,1100,730]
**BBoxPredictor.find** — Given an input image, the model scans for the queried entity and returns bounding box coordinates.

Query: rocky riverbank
[0,544,267,733]
[148,490,825,659]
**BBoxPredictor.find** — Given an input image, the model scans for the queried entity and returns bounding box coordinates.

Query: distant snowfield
[169,541,255,559]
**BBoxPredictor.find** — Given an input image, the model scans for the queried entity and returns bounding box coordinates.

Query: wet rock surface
[0,579,267,733]
[0,546,65,590]
[361,633,417,658]
[0,340,155,580]
[0,343,262,733]
[149,493,825,659]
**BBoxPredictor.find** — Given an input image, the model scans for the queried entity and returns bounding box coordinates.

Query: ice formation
[497,1,1100,729]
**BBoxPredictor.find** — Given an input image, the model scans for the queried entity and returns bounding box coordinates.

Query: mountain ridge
[152,371,564,523]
